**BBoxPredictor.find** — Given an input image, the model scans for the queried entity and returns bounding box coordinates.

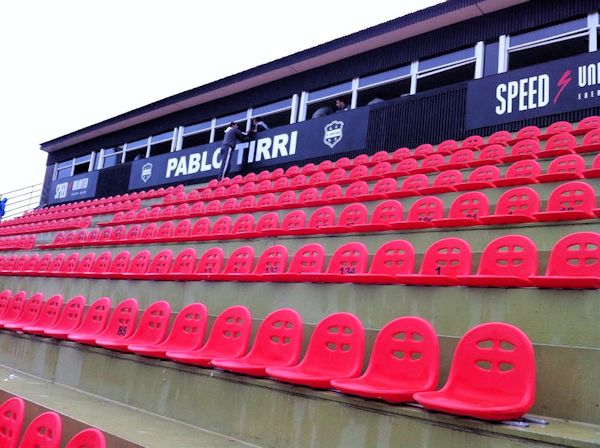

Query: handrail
[0,183,43,220]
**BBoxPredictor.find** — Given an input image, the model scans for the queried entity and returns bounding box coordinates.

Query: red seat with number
[349,240,415,284]
[5,294,63,331]
[230,245,288,282]
[432,192,488,227]
[263,243,325,282]
[332,316,439,403]
[502,139,540,163]
[390,196,443,230]
[61,297,113,342]
[494,159,541,187]
[419,170,462,194]
[352,200,404,232]
[266,312,364,389]
[28,295,85,337]
[575,128,600,154]
[534,181,596,222]
[536,154,585,183]
[414,322,535,421]
[455,165,500,191]
[207,246,255,281]
[301,242,368,283]
[212,308,303,377]
[538,132,576,158]
[396,237,472,286]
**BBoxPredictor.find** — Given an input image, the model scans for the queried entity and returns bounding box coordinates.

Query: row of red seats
[99,155,600,229]
[8,232,600,288]
[0,216,92,238]
[163,150,600,210]
[0,396,105,448]
[0,235,35,251]
[203,116,600,191]
[52,183,599,250]
[0,291,535,421]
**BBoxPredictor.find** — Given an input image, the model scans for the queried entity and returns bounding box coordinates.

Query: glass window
[183,120,212,136]
[73,154,91,175]
[102,146,123,168]
[151,131,173,144]
[215,111,247,127]
[306,94,351,120]
[252,98,293,117]
[358,65,411,89]
[307,81,352,103]
[56,160,72,179]
[149,140,172,156]
[508,36,589,70]
[510,17,588,48]
[182,131,211,150]
[419,47,475,72]
[357,77,411,107]
[126,138,148,150]
[416,61,476,92]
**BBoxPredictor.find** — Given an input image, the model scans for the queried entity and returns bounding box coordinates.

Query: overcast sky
[0,0,443,204]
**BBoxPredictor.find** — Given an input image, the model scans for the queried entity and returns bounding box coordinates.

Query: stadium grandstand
[1,0,600,446]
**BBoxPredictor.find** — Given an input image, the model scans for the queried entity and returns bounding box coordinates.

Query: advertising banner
[465,52,600,129]
[128,108,369,189]
[48,171,99,205]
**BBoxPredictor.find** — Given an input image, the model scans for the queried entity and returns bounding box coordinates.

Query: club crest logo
[141,163,153,183]
[324,120,344,148]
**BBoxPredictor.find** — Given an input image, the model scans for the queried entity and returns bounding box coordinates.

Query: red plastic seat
[390,147,411,161]
[413,143,434,160]
[230,245,288,282]
[207,246,255,281]
[211,216,233,238]
[301,163,318,176]
[494,160,541,187]
[5,294,63,331]
[24,295,86,336]
[276,190,296,209]
[267,312,364,389]
[457,235,537,287]
[172,247,225,281]
[419,170,462,194]
[469,144,505,167]
[502,139,540,163]
[348,240,415,284]
[65,428,106,448]
[583,153,600,179]
[513,125,541,142]
[0,289,12,318]
[393,158,418,176]
[352,154,369,166]
[437,140,458,154]
[533,181,597,222]
[96,250,130,279]
[255,212,279,235]
[320,203,368,233]
[56,296,112,342]
[334,157,352,170]
[543,120,573,138]
[0,292,44,329]
[356,177,397,201]
[488,130,512,146]
[432,192,489,227]
[573,115,600,135]
[410,154,445,174]
[263,243,325,282]
[396,237,472,286]
[529,232,600,289]
[389,196,443,230]
[212,308,303,377]
[71,252,96,277]
[17,411,62,448]
[363,162,393,181]
[536,154,585,183]
[367,151,390,166]
[272,176,289,192]
[109,250,151,279]
[0,397,25,448]
[461,135,484,150]
[575,128,600,154]
[230,214,259,238]
[161,248,197,279]
[167,305,252,367]
[128,303,208,358]
[190,217,211,240]
[455,165,500,191]
[319,184,344,205]
[301,242,368,283]
[344,181,369,201]
[96,300,170,352]
[414,322,535,421]
[289,174,307,189]
[288,207,335,236]
[537,132,576,158]
[129,249,173,280]
[390,174,429,198]
[255,193,277,211]
[442,149,474,170]
[332,316,439,403]
[317,160,334,172]
[479,187,540,225]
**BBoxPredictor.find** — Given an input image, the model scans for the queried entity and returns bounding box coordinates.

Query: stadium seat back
[346,181,369,198]
[308,206,336,229]
[488,130,512,145]
[212,216,233,236]
[1,291,27,322]
[545,154,585,176]
[468,165,500,183]
[76,253,96,273]
[407,197,444,222]
[256,212,279,233]
[75,297,112,335]
[276,190,296,207]
[170,248,197,275]
[246,308,303,365]
[174,219,192,238]
[110,225,127,241]
[544,132,576,153]
[257,193,276,209]
[201,305,252,357]
[254,245,288,275]
[273,176,289,191]
[127,301,171,345]
[546,120,573,134]
[396,158,418,173]
[338,203,368,227]
[371,178,397,196]
[309,171,327,185]
[326,242,369,275]
[447,149,473,166]
[431,170,462,188]
[419,238,472,276]
[17,411,62,448]
[510,139,540,158]
[289,243,326,275]
[232,214,255,234]
[369,240,415,275]
[0,396,25,448]
[505,159,542,179]
[478,144,505,161]
[65,428,106,448]
[477,235,538,277]
[516,125,540,140]
[298,187,319,203]
[414,144,434,158]
[126,250,152,275]
[545,232,600,277]
[238,195,256,210]
[195,248,225,275]
[447,192,489,220]
[191,218,211,237]
[494,187,540,217]
[298,312,365,377]
[47,254,66,273]
[391,147,411,161]
[544,181,596,214]
[31,294,64,329]
[147,249,173,275]
[327,168,347,184]
[47,296,86,333]
[401,174,429,192]
[223,246,255,275]
[140,223,158,240]
[108,251,131,274]
[125,224,142,240]
[60,253,80,273]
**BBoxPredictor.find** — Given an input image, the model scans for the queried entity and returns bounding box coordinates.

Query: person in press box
[220,122,250,180]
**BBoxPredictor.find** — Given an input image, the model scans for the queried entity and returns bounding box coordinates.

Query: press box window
[73,154,91,175]
[182,121,212,150]
[251,98,293,129]
[416,47,477,93]
[356,65,411,107]
[149,131,173,156]
[507,17,589,70]
[214,111,247,141]
[55,160,73,179]
[306,81,352,119]
[102,146,124,168]
[123,138,148,163]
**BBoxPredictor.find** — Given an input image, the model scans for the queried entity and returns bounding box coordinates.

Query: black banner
[465,51,600,130]
[128,108,369,189]
[48,171,99,205]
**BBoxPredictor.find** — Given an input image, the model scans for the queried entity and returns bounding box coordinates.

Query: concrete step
[0,365,261,448]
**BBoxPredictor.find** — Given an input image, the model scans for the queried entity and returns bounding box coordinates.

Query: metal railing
[0,183,43,220]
